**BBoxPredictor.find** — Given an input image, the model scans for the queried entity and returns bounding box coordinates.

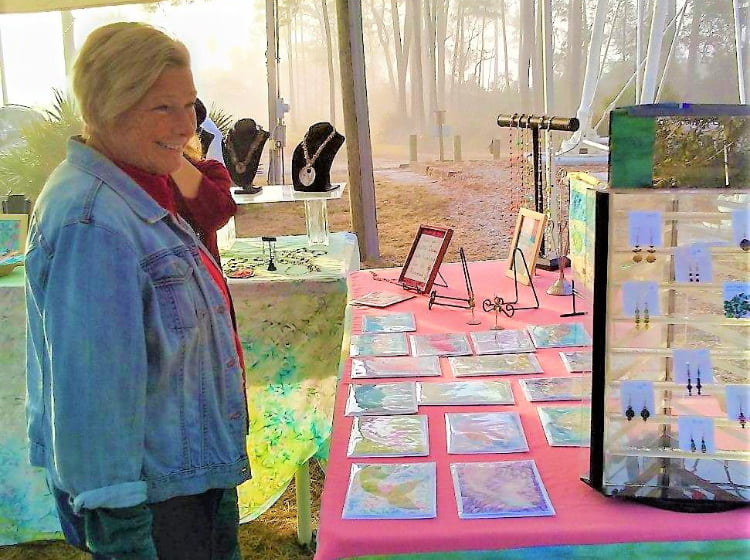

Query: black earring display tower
[496,114,579,270]
[292,122,345,192]
[222,118,270,195]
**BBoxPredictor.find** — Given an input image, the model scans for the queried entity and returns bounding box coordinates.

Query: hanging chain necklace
[226,128,266,175]
[299,128,337,187]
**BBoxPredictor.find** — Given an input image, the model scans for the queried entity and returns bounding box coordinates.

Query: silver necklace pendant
[236,162,247,174]
[299,165,316,187]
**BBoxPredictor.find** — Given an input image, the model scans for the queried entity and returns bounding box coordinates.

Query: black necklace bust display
[291,122,344,192]
[222,118,270,195]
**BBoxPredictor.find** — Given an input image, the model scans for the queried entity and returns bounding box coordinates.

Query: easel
[496,113,579,270]
[428,248,481,324]
[482,247,540,328]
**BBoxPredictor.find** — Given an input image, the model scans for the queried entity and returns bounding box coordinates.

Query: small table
[232,183,347,246]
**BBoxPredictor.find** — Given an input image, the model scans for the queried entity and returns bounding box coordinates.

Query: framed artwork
[0,214,28,255]
[506,208,547,285]
[398,225,453,294]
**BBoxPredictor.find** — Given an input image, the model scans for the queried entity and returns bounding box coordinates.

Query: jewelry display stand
[232,183,346,246]
[587,104,750,512]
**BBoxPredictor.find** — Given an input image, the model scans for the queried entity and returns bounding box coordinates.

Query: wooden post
[436,110,446,162]
[491,139,501,160]
[336,0,380,261]
[453,135,462,162]
[409,134,418,162]
[266,0,282,184]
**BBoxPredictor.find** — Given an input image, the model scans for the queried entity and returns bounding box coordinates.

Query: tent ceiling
[0,0,159,14]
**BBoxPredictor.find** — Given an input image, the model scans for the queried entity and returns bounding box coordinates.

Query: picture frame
[398,225,453,294]
[0,213,28,255]
[506,208,547,285]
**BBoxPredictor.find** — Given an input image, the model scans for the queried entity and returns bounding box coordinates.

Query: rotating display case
[588,104,750,511]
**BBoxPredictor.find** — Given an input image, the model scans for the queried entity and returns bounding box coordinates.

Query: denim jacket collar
[66,137,170,225]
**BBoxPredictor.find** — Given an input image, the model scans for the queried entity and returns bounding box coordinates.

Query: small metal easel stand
[482,247,540,329]
[560,280,586,318]
[428,248,481,325]
[262,236,277,271]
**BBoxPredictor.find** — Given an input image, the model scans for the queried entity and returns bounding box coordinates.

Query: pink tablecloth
[315,261,749,560]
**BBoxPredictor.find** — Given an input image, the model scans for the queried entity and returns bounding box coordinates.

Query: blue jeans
[51,484,241,560]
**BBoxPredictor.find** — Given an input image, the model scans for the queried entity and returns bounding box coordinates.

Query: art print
[723,282,750,318]
[527,322,592,349]
[351,291,416,308]
[537,405,591,446]
[450,460,555,518]
[445,411,528,454]
[347,415,429,457]
[519,377,587,402]
[559,351,592,373]
[343,462,437,519]
[417,380,514,406]
[469,329,535,355]
[350,332,409,357]
[0,214,27,255]
[448,353,543,377]
[350,356,442,379]
[344,382,418,416]
[506,208,546,285]
[362,312,417,333]
[409,332,472,357]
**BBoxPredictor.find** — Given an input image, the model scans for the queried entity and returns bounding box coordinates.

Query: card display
[350,356,442,379]
[350,333,409,357]
[362,312,417,333]
[449,353,543,377]
[417,380,514,406]
[469,329,536,355]
[409,332,473,357]
[445,411,528,454]
[344,382,418,416]
[450,460,555,518]
[351,291,416,308]
[559,351,592,373]
[519,377,587,402]
[527,323,592,349]
[343,462,437,519]
[537,405,591,447]
[347,415,429,457]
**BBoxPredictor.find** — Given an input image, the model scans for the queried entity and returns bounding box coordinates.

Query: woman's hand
[170,156,203,199]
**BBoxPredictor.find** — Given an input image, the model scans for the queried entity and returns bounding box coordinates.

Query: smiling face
[89,66,197,175]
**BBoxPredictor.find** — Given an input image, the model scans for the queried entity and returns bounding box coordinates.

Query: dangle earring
[693,262,700,283]
[738,398,746,429]
[643,301,650,329]
[632,239,643,263]
[696,366,702,396]
[640,402,650,421]
[700,434,707,453]
[686,363,693,396]
[646,231,656,263]
[625,398,635,421]
[740,237,750,252]
[634,303,641,329]
[690,434,697,452]
[688,264,694,283]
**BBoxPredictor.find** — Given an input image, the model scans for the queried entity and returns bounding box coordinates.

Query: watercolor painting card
[448,353,543,377]
[723,281,750,318]
[347,415,429,457]
[527,322,592,349]
[537,405,591,447]
[345,382,418,416]
[362,312,417,333]
[417,380,514,406]
[519,377,587,402]
[469,329,536,355]
[409,332,473,357]
[450,460,555,519]
[350,333,409,357]
[559,351,592,373]
[350,356,442,379]
[351,291,416,308]
[343,462,437,519]
[445,411,529,454]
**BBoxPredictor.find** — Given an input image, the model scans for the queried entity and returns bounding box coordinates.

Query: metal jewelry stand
[482,247,540,329]
[560,280,586,318]
[262,236,277,271]
[428,248,481,325]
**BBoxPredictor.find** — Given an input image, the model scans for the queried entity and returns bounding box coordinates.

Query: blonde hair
[72,22,190,138]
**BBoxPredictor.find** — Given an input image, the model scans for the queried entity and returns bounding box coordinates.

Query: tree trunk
[500,0,510,89]
[686,0,701,92]
[391,0,410,122]
[369,0,397,104]
[424,0,438,116]
[567,0,583,115]
[321,0,337,126]
[408,0,425,132]
[286,7,296,129]
[436,0,449,108]
[518,0,535,108]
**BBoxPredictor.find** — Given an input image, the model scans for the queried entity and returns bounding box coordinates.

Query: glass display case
[587,104,750,511]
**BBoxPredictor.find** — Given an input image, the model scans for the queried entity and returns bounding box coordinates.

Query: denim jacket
[25,139,250,513]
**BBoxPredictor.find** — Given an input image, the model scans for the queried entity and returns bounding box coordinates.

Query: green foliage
[0,90,82,202]
[208,104,235,138]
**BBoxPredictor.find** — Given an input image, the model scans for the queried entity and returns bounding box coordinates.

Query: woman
[25,22,249,560]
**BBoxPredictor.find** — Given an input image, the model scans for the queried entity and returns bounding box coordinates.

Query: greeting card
[350,356,442,379]
[409,332,473,357]
[537,405,591,446]
[417,380,514,406]
[344,382,418,416]
[559,351,592,373]
[351,291,416,308]
[469,329,535,355]
[527,323,592,349]
[362,312,417,333]
[350,333,410,357]
[347,415,429,457]
[449,353,543,377]
[445,411,528,454]
[519,377,587,402]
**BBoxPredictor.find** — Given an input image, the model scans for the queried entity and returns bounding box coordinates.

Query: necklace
[299,128,337,187]
[225,128,266,175]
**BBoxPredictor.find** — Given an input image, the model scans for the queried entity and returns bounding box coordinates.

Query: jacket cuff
[72,481,148,513]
